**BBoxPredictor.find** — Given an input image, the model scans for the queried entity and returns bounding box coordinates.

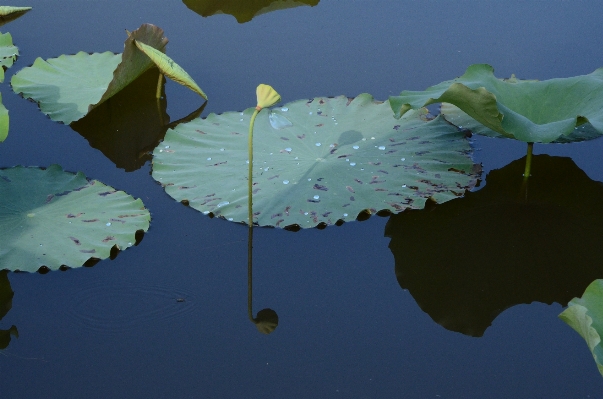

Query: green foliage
[0,165,150,272]
[0,31,18,82]
[152,93,480,228]
[134,40,207,100]
[390,64,603,143]
[11,24,171,124]
[560,280,603,378]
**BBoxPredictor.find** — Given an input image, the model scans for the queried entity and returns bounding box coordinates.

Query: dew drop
[294,157,299,160]
[127,242,132,247]
[304,212,309,215]
[346,159,349,162]
[402,184,407,188]
[106,222,111,226]
[362,138,367,141]
[240,112,244,116]
[283,180,290,184]
[220,148,225,151]
[308,178,312,181]
[281,107,289,112]
[371,137,376,140]
[269,111,293,129]
[309,112,313,115]
[378,146,386,150]
[353,145,359,150]
[240,118,244,122]
[313,195,320,200]
[264,167,269,171]
[207,157,212,161]
[217,201,230,207]
[315,143,321,147]
[164,145,170,149]
[401,158,406,161]
[228,218,234,221]
[343,213,348,217]
[285,147,292,152]
[203,211,210,215]
[350,162,356,166]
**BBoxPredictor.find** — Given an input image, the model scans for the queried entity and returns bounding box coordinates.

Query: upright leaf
[134,40,207,100]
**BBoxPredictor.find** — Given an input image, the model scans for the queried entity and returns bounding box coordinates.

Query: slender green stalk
[247,225,254,322]
[248,108,260,227]
[155,73,163,99]
[247,108,260,323]
[523,142,534,180]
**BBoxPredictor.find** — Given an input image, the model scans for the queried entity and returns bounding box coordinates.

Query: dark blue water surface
[2,1,603,397]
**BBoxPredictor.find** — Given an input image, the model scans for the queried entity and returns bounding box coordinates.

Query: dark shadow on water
[0,270,17,349]
[183,0,320,23]
[385,155,603,337]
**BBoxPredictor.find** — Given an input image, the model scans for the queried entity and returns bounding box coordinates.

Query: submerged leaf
[152,94,480,228]
[134,40,207,100]
[0,165,151,272]
[560,280,603,378]
[11,23,168,124]
[390,64,603,143]
[182,0,319,23]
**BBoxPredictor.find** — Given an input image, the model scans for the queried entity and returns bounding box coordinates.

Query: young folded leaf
[134,40,207,100]
[0,6,31,16]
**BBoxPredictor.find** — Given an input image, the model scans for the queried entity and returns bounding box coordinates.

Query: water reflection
[0,270,18,349]
[183,0,319,23]
[247,226,278,334]
[70,68,206,172]
[385,155,603,337]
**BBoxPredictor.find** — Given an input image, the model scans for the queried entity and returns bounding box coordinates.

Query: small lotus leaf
[11,24,167,124]
[0,93,8,142]
[390,64,603,143]
[559,279,603,378]
[133,40,207,100]
[182,0,319,23]
[152,94,480,228]
[0,165,150,272]
[0,31,18,83]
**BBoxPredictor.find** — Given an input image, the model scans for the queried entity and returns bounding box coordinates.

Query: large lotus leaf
[152,94,480,228]
[11,24,167,124]
[386,155,603,337]
[390,64,603,143]
[559,280,603,378]
[183,0,319,23]
[0,92,8,142]
[0,165,150,272]
[0,31,18,83]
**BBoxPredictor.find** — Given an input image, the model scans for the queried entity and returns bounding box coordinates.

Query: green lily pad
[152,94,480,228]
[0,31,18,83]
[183,0,319,23]
[0,165,150,272]
[559,279,603,378]
[0,92,9,142]
[390,64,603,143]
[11,23,168,124]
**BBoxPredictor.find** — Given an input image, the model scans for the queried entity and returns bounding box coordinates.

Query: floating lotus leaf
[0,31,18,82]
[0,93,8,142]
[385,155,603,337]
[183,0,319,23]
[0,165,150,272]
[11,24,168,124]
[559,280,603,378]
[152,94,480,228]
[390,64,603,143]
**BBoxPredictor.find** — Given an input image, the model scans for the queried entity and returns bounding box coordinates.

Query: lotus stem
[247,225,254,322]
[156,73,163,99]
[523,142,534,180]
[247,108,260,323]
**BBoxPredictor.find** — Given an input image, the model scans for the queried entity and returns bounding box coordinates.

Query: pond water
[2,1,603,397]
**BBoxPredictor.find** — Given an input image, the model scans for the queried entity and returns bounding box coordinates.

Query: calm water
[2,1,603,397]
